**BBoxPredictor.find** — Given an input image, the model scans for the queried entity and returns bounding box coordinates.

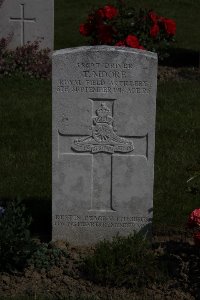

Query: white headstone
[0,0,54,49]
[52,46,157,245]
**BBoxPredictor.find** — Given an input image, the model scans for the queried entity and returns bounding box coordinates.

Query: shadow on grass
[0,197,52,242]
[161,48,199,67]
[25,197,51,242]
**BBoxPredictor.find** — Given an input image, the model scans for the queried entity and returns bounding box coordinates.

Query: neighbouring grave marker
[52,46,157,245]
[0,0,54,49]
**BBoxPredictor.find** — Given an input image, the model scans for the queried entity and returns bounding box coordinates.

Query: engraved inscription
[10,4,36,46]
[72,102,134,154]
[56,62,152,94]
[54,214,150,228]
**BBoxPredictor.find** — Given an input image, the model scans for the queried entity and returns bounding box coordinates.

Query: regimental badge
[72,103,134,154]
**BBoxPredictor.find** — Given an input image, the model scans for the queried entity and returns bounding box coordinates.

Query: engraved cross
[58,98,148,212]
[10,4,36,46]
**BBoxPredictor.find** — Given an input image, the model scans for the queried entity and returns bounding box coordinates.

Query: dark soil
[0,235,200,300]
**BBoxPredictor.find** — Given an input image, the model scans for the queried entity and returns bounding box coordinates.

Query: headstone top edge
[53,46,158,60]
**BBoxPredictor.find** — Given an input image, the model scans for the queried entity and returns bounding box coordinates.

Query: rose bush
[79,1,176,59]
[188,208,200,228]
[0,38,51,79]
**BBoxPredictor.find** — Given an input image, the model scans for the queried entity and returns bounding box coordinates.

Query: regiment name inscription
[56,61,152,94]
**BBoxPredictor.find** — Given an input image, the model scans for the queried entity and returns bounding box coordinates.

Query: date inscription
[56,61,152,94]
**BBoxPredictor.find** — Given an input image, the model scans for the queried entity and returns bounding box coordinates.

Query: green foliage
[0,38,51,79]
[28,243,69,271]
[0,198,35,272]
[79,2,176,60]
[81,233,166,289]
[55,0,200,52]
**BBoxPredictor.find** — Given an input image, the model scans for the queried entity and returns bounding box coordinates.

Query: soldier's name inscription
[56,61,152,94]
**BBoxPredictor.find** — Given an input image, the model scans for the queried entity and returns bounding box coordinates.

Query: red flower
[96,8,105,18]
[103,5,118,20]
[138,45,145,50]
[115,40,125,46]
[193,231,200,246]
[97,24,114,44]
[149,11,158,23]
[79,23,92,36]
[126,35,140,48]
[150,23,160,38]
[164,18,176,36]
[188,208,200,228]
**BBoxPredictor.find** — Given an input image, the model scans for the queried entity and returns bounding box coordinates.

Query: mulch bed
[0,234,200,300]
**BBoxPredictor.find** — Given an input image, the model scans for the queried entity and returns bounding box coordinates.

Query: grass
[82,233,167,288]
[154,80,200,226]
[0,76,51,198]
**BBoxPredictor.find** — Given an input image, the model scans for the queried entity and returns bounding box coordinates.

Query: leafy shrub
[81,233,166,289]
[0,198,35,272]
[79,1,176,59]
[0,37,51,79]
[28,242,69,271]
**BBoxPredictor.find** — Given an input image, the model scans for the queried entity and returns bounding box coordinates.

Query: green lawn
[0,77,51,198]
[154,80,200,226]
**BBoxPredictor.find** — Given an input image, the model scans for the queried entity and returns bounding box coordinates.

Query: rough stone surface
[52,46,157,245]
[0,0,54,49]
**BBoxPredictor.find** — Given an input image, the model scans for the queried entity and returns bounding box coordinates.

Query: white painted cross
[59,98,148,212]
[9,3,36,46]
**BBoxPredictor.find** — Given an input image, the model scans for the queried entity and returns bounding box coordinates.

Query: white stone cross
[59,98,148,212]
[9,3,36,46]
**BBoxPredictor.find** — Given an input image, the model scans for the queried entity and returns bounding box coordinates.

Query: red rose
[126,35,140,48]
[159,16,165,22]
[96,8,105,18]
[103,5,118,20]
[164,18,176,36]
[150,23,160,38]
[138,45,145,50]
[115,40,125,46]
[149,11,158,23]
[188,208,200,228]
[79,23,93,36]
[97,24,114,44]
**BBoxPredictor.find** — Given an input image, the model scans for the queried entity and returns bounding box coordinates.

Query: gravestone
[52,46,157,245]
[0,0,54,49]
